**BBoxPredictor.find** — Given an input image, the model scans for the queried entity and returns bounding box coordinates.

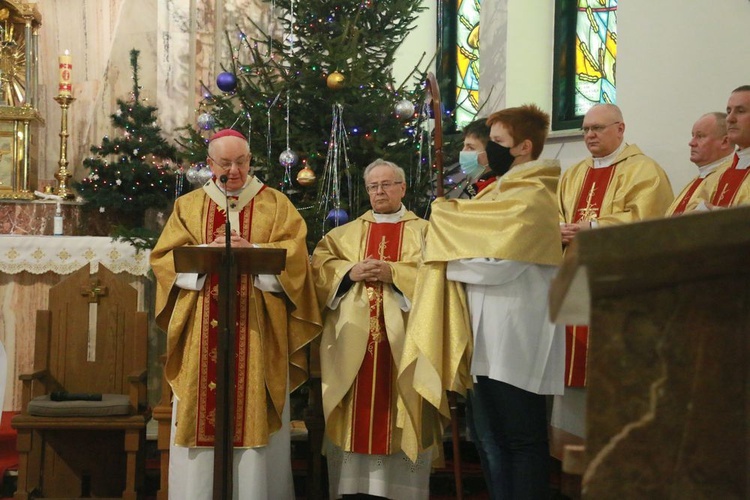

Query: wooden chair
[11,264,149,500]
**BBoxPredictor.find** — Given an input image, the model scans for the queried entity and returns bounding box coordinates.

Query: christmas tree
[75,49,182,246]
[177,0,435,248]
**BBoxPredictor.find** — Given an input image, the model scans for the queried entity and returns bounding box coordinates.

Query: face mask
[459,151,486,181]
[485,140,515,176]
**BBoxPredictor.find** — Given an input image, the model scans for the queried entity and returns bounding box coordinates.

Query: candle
[58,50,72,97]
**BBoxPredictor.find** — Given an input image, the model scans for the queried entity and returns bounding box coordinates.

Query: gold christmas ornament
[296,166,317,186]
[326,71,345,90]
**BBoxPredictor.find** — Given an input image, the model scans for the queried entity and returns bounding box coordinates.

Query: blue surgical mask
[459,151,486,181]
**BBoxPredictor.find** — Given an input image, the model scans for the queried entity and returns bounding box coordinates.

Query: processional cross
[80,279,108,361]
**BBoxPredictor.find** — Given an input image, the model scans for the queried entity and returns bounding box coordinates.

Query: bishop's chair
[11,264,149,500]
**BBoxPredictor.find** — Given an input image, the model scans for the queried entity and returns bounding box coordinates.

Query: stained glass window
[553,0,618,130]
[455,0,481,128]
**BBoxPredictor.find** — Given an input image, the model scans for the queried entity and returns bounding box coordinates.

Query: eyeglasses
[365,181,403,193]
[208,155,251,171]
[581,121,621,135]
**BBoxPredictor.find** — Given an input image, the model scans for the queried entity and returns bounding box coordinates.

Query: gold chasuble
[558,144,673,387]
[397,159,563,462]
[312,210,427,458]
[151,178,321,448]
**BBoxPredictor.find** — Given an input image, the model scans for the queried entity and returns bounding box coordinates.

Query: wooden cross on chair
[80,278,108,362]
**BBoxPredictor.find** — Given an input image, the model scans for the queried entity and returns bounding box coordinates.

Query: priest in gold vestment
[399,105,565,499]
[312,159,430,499]
[150,130,321,500]
[688,86,750,210]
[556,104,673,440]
[665,112,733,216]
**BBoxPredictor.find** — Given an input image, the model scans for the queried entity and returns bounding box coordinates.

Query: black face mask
[485,140,515,177]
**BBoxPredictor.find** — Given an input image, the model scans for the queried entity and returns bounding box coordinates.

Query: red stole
[350,220,405,455]
[195,197,255,446]
[711,155,749,207]
[671,177,706,215]
[565,165,616,387]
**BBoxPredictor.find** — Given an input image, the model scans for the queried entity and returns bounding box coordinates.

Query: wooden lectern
[173,246,286,500]
[549,206,750,499]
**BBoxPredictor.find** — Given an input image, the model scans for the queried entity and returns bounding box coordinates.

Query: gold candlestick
[54,94,76,199]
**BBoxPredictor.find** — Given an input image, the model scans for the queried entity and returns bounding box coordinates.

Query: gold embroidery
[716,183,730,206]
[577,181,600,222]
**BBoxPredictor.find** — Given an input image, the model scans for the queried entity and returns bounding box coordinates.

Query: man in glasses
[555,104,673,436]
[312,159,430,499]
[151,129,322,499]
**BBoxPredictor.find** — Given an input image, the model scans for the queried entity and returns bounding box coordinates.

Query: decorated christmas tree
[75,49,182,245]
[178,0,435,248]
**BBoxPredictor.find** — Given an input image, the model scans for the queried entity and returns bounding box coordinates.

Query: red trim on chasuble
[195,197,254,446]
[671,177,705,215]
[350,221,405,455]
[711,155,749,207]
[565,165,616,387]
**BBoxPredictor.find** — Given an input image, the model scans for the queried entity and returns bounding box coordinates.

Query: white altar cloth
[0,235,150,275]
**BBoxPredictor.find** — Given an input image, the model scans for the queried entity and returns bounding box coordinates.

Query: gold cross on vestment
[577,182,600,222]
[377,235,389,261]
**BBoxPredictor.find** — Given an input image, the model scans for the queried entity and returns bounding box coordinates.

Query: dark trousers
[469,376,549,500]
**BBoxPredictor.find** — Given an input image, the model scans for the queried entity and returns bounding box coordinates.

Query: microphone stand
[214,174,236,499]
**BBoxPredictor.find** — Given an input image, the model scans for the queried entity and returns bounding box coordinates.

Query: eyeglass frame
[208,154,252,171]
[365,180,404,193]
[581,121,621,135]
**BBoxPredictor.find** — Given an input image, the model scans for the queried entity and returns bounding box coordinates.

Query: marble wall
[33,0,275,188]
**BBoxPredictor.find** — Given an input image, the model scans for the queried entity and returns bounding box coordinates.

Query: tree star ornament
[296,166,317,186]
[279,148,299,168]
[326,71,345,90]
[216,72,238,93]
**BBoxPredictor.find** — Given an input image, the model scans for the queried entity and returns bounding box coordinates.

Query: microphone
[219,175,231,241]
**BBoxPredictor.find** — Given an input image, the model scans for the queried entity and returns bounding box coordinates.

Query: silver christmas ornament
[196,166,214,185]
[185,165,202,186]
[197,112,216,131]
[186,164,214,186]
[394,99,416,119]
[279,148,299,168]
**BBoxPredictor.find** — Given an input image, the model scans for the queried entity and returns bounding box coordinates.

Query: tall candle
[58,50,72,96]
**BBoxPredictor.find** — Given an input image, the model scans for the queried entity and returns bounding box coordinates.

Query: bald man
[690,85,750,208]
[556,104,673,436]
[667,112,734,215]
[151,130,321,499]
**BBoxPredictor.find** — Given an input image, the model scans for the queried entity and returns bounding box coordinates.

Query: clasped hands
[209,230,252,248]
[559,221,591,246]
[349,258,393,283]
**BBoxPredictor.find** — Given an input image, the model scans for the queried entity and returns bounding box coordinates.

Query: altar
[0,235,162,411]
